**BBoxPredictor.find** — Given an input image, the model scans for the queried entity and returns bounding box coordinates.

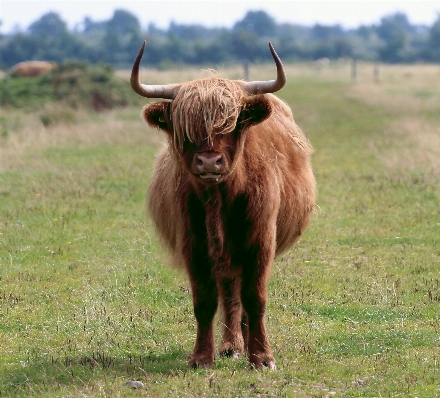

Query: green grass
[1,64,440,397]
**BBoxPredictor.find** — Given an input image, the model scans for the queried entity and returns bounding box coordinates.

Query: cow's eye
[182,136,196,151]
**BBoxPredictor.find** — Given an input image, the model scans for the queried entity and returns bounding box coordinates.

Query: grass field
[1,62,439,397]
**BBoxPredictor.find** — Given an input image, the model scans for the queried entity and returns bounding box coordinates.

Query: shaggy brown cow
[131,41,316,369]
[10,61,56,77]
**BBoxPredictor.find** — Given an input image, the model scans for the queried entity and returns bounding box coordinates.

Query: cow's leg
[241,246,276,370]
[217,276,245,358]
[241,311,249,351]
[183,190,220,369]
[188,274,218,369]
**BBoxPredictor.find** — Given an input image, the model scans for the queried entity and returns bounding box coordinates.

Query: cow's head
[131,41,286,185]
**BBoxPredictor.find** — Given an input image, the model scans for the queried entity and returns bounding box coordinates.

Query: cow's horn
[243,42,286,95]
[130,41,178,99]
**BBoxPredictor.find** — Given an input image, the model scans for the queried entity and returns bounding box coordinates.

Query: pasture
[0,62,439,397]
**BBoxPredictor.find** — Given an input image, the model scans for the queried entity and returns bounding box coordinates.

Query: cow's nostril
[194,153,224,173]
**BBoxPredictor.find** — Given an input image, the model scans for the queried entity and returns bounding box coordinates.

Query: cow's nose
[195,153,223,173]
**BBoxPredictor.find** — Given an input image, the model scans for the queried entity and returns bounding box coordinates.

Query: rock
[124,380,145,389]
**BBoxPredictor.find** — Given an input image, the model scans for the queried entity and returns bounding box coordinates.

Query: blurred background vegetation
[1,9,440,69]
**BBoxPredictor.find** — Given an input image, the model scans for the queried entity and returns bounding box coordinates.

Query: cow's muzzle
[192,152,228,183]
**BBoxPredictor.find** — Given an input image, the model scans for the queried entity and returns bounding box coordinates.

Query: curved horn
[243,42,286,95]
[130,41,178,99]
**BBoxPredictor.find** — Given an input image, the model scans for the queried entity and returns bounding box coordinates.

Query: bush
[0,61,139,111]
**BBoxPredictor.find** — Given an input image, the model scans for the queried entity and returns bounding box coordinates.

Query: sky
[0,0,439,34]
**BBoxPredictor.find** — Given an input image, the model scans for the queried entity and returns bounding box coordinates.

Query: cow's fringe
[171,78,245,150]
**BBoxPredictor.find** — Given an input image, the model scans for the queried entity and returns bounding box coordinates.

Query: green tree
[427,13,440,61]
[28,12,68,38]
[102,27,123,64]
[107,9,141,36]
[234,10,276,37]
[82,17,106,33]
[332,37,353,58]
[312,24,343,40]
[377,13,410,62]
[23,11,82,64]
[228,29,262,62]
[310,24,349,59]
[1,33,39,65]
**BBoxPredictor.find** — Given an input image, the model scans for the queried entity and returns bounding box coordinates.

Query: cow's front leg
[217,276,245,358]
[241,246,276,370]
[188,274,218,369]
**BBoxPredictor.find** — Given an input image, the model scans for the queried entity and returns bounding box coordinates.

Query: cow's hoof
[219,341,244,359]
[218,348,242,359]
[249,353,276,370]
[251,360,276,370]
[188,356,214,369]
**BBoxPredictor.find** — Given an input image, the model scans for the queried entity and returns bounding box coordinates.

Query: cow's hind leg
[217,276,245,358]
[188,276,218,369]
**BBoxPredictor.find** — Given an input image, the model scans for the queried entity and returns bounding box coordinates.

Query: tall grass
[1,63,439,397]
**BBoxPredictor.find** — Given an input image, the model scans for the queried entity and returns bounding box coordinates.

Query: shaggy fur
[143,77,316,369]
[172,78,244,148]
[10,61,56,77]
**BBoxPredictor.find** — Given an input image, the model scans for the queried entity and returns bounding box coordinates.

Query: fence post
[373,62,380,83]
[243,60,249,81]
[351,58,357,83]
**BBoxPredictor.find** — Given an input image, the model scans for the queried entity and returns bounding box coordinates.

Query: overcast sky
[1,0,439,33]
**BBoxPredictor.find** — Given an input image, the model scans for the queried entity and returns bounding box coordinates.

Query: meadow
[0,62,439,397]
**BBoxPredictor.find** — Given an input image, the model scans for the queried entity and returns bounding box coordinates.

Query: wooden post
[243,60,249,81]
[373,62,380,83]
[351,58,357,84]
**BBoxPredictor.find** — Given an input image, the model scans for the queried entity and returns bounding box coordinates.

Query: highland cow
[10,61,56,77]
[131,41,316,369]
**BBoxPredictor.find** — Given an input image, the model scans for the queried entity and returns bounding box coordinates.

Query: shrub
[0,61,140,111]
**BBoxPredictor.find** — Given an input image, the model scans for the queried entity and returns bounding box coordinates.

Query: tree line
[1,9,440,69]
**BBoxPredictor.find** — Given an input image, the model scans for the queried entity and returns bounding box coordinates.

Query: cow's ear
[240,96,272,130]
[143,101,173,134]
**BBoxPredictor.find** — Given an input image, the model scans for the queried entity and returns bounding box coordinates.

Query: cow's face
[143,94,271,185]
